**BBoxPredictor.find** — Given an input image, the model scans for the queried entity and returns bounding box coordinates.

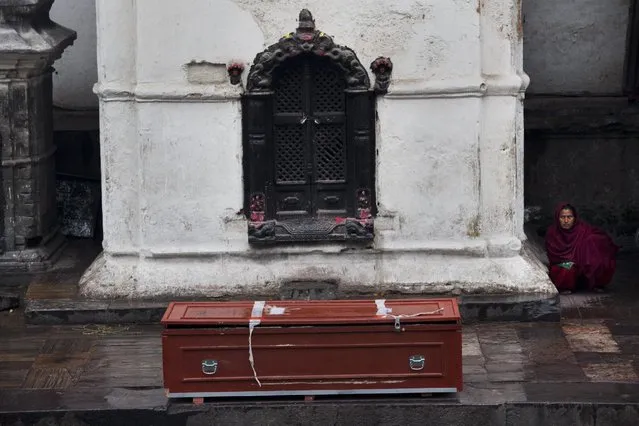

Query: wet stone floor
[0,243,638,423]
[0,307,638,412]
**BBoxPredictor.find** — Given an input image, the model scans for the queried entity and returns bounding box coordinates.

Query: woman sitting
[545,202,618,294]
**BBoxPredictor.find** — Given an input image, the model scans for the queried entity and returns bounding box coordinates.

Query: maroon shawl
[545,202,618,278]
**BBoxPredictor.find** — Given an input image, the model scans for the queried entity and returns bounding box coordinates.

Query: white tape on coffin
[251,300,265,318]
[375,299,392,315]
[248,301,265,387]
[267,306,286,315]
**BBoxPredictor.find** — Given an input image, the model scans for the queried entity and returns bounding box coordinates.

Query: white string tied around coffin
[248,299,445,387]
[386,309,446,330]
[375,298,445,330]
[248,301,265,387]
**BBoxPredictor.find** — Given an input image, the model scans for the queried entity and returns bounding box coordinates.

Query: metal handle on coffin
[409,355,425,371]
[202,360,218,375]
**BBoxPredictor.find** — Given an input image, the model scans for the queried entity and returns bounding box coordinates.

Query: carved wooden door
[272,56,348,220]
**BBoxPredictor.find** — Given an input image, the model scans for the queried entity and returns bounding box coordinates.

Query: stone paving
[0,243,638,424]
[0,306,638,425]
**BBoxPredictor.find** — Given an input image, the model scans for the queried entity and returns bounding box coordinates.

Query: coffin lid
[161,299,460,326]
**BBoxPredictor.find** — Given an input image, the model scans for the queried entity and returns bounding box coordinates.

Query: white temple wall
[81,0,553,298]
[50,0,633,106]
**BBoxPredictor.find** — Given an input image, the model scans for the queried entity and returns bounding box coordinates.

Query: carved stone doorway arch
[242,10,376,244]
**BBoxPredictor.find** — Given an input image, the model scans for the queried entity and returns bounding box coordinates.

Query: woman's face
[559,208,575,230]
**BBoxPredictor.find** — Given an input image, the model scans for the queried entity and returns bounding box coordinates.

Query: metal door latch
[409,355,425,371]
[394,317,401,331]
[202,359,218,375]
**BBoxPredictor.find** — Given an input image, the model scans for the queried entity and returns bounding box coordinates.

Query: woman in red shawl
[545,203,618,293]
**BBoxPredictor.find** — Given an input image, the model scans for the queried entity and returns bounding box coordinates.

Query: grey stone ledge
[24,293,560,325]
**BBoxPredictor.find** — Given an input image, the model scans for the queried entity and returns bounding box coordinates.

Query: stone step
[24,293,559,325]
[0,386,637,426]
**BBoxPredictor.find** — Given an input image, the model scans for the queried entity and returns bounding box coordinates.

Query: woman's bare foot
[560,290,572,295]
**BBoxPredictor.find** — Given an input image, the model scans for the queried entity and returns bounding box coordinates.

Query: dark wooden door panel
[272,56,348,219]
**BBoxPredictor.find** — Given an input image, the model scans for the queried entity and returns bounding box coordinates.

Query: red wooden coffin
[162,298,462,398]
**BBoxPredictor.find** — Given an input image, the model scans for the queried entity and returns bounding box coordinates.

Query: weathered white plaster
[137,101,245,251]
[99,101,139,254]
[523,0,630,94]
[375,97,481,241]
[48,0,630,113]
[234,0,481,82]
[50,0,98,109]
[135,0,264,84]
[83,0,555,298]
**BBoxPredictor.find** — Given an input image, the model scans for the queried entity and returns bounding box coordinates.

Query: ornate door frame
[242,9,378,244]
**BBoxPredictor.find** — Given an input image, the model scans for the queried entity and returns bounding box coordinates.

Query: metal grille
[315,125,346,182]
[312,62,345,113]
[274,62,304,113]
[275,126,306,183]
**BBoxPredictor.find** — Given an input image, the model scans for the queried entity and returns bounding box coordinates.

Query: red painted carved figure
[545,202,619,294]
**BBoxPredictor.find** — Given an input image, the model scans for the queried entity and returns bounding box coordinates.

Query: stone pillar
[0,0,76,271]
[478,0,528,244]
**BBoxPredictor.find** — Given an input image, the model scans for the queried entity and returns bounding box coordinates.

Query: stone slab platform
[16,240,560,324]
[12,234,639,325]
[11,235,635,325]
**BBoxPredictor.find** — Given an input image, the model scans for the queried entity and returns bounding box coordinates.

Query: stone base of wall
[79,242,556,299]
